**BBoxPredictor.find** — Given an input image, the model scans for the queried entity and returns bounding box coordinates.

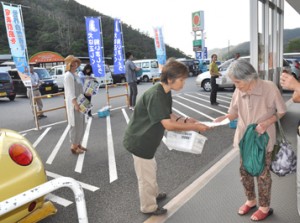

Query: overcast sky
[75,0,300,56]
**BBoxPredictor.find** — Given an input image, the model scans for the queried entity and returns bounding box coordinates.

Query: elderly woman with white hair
[64,55,87,154]
[215,59,286,221]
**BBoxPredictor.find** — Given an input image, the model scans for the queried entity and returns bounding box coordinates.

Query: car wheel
[188,71,194,77]
[120,78,126,83]
[8,95,15,101]
[143,76,149,82]
[202,79,212,92]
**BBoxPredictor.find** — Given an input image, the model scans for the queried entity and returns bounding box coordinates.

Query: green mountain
[0,0,188,61]
[210,28,300,61]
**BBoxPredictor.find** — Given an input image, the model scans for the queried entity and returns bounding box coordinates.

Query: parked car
[109,65,127,84]
[49,64,113,89]
[0,71,16,101]
[196,57,291,92]
[177,59,200,77]
[133,59,160,82]
[284,58,300,79]
[196,57,250,92]
[8,68,59,96]
[0,128,56,222]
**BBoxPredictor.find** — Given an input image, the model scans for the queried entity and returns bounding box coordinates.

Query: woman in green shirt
[123,60,210,215]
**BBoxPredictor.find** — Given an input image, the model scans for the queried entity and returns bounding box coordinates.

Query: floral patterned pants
[240,152,272,207]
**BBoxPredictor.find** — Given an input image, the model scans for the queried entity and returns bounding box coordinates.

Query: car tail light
[295,62,300,69]
[9,143,33,166]
[28,201,37,212]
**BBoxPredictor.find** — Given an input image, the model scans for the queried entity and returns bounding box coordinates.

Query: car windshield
[35,69,52,79]
[0,72,10,81]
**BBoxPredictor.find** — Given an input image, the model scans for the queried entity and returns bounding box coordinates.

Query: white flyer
[200,118,230,127]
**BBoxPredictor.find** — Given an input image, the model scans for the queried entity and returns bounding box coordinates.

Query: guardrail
[105,82,129,107]
[33,92,67,130]
[0,177,88,223]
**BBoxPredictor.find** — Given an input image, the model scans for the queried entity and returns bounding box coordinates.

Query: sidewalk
[146,98,300,223]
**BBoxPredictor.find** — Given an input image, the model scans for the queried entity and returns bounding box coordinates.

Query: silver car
[196,57,250,92]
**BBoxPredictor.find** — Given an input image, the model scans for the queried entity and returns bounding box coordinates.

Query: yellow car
[0,129,56,223]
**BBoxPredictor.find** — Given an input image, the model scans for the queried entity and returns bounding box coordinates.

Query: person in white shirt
[27,65,47,119]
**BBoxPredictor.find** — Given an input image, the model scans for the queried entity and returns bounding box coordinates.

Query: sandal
[78,145,87,151]
[71,146,84,154]
[238,204,256,215]
[251,208,273,221]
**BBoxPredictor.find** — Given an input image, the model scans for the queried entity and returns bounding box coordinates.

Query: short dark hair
[125,52,132,59]
[211,54,217,60]
[160,60,188,84]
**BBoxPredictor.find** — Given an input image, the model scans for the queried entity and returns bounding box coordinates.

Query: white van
[133,59,160,82]
[49,64,113,89]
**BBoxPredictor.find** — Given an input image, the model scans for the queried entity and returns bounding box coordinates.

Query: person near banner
[64,55,87,154]
[78,64,94,117]
[123,60,210,216]
[27,65,47,120]
[125,52,141,110]
[280,71,300,216]
[214,59,286,221]
[209,54,222,105]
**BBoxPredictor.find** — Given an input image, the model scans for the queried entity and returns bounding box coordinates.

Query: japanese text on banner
[113,19,125,74]
[85,17,105,77]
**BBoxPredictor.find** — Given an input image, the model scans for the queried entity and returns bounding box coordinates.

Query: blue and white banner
[2,3,31,86]
[85,17,105,77]
[113,19,125,74]
[153,27,166,70]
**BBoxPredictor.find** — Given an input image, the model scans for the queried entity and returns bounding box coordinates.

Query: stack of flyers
[77,94,93,114]
[83,79,100,95]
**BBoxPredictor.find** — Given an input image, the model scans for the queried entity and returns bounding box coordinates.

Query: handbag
[270,118,297,176]
[239,124,269,176]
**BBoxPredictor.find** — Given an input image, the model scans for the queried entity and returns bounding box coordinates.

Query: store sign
[192,11,204,32]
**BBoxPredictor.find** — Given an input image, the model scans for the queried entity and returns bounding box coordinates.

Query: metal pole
[0,177,88,223]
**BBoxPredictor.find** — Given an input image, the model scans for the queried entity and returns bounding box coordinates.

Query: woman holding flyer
[64,55,87,154]
[80,64,95,117]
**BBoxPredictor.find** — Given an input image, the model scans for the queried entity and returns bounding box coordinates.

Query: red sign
[29,51,65,63]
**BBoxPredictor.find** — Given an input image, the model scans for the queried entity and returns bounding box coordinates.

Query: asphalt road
[0,77,259,222]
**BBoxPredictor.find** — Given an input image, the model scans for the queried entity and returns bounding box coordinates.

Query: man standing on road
[125,52,141,110]
[209,54,221,105]
[27,65,47,120]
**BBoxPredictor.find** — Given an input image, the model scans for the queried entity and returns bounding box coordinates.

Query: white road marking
[176,95,228,112]
[46,125,70,164]
[121,108,130,124]
[33,127,51,148]
[106,115,118,183]
[19,120,67,134]
[46,171,100,192]
[173,99,215,120]
[75,117,92,173]
[45,193,73,207]
[185,93,230,108]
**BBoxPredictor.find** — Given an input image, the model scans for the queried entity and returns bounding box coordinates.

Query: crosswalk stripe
[107,115,118,183]
[75,117,92,173]
[46,171,100,192]
[46,125,70,164]
[33,127,51,148]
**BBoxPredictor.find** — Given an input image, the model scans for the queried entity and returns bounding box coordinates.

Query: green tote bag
[239,124,269,176]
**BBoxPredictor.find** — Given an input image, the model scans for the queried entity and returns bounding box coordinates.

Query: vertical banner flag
[113,19,125,74]
[153,27,166,71]
[85,17,105,77]
[2,3,31,86]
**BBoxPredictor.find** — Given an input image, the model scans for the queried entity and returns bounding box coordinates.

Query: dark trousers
[210,76,218,104]
[129,82,138,107]
[84,94,92,116]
